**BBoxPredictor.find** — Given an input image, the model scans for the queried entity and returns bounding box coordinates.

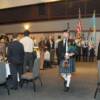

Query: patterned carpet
[0,62,100,100]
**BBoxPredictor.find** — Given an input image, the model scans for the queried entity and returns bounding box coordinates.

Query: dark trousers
[24,52,34,72]
[50,49,55,64]
[89,56,95,62]
[8,63,23,88]
[56,48,60,65]
[76,54,81,61]
[44,60,51,68]
[83,54,88,62]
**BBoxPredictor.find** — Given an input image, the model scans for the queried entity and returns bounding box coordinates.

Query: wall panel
[0,0,100,24]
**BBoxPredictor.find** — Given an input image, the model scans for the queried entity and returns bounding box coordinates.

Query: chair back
[97,61,100,83]
[32,58,40,78]
[0,62,6,84]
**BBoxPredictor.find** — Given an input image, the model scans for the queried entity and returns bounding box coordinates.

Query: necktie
[64,39,66,48]
[65,40,68,52]
[63,39,68,52]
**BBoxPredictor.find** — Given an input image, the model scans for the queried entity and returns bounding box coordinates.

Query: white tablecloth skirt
[5,63,20,81]
[5,63,10,78]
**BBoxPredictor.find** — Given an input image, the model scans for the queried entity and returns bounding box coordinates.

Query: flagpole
[79,8,81,20]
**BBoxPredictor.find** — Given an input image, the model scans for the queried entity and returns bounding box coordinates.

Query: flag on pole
[76,8,82,38]
[92,10,96,44]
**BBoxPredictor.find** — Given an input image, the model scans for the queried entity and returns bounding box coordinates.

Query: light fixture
[24,24,30,30]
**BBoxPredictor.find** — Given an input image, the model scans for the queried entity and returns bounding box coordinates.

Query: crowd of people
[75,38,95,62]
[0,30,96,92]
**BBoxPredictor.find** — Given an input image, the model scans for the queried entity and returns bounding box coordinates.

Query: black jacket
[97,42,100,60]
[7,40,24,65]
[58,39,77,61]
[58,40,67,60]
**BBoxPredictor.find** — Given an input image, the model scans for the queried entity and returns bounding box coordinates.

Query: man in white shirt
[20,30,34,72]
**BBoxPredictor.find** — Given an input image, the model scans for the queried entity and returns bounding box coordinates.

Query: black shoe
[64,81,67,88]
[64,87,70,92]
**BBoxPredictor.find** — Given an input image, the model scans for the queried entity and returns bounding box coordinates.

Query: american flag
[92,10,96,44]
[76,8,82,38]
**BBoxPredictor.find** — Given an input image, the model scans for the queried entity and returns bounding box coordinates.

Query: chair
[20,58,43,92]
[94,82,100,98]
[94,64,100,99]
[0,62,10,95]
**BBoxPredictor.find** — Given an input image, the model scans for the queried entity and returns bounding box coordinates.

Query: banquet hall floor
[0,61,100,100]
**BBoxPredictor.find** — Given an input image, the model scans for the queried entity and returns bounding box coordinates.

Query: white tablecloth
[5,63,20,81]
[5,63,11,78]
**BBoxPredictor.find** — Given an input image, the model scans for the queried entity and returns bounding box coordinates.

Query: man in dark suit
[55,35,61,65]
[44,36,51,52]
[7,34,24,89]
[58,30,75,92]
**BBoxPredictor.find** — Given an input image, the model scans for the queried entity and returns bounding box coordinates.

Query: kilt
[59,58,75,74]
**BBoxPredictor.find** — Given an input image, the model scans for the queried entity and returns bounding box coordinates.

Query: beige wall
[0,20,67,33]
[0,18,100,33]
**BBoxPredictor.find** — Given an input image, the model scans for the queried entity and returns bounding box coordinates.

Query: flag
[76,8,82,38]
[92,10,96,44]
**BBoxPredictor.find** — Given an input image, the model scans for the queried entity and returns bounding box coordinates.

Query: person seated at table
[7,34,24,90]
[43,47,51,68]
[0,52,3,62]
[0,38,6,61]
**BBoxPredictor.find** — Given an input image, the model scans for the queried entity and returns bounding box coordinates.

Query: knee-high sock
[61,73,71,87]
[61,73,67,81]
[66,74,71,87]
